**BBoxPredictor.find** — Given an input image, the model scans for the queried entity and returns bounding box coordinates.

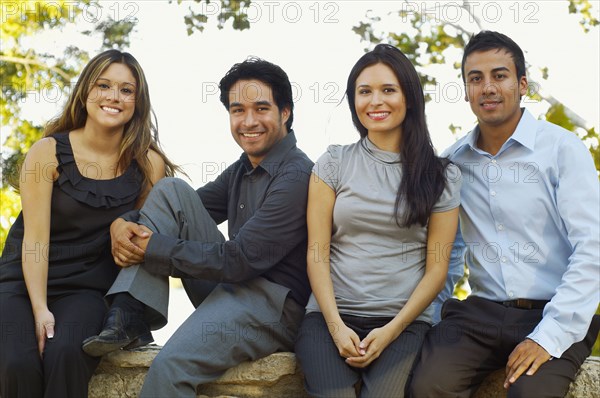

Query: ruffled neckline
[54,132,142,208]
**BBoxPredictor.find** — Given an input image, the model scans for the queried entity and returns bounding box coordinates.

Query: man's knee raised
[151,177,198,200]
[153,177,187,191]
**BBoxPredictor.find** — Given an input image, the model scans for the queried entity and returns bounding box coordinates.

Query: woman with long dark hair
[295,44,461,397]
[0,49,179,397]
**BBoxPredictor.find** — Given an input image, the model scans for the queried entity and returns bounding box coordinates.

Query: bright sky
[13,0,600,187]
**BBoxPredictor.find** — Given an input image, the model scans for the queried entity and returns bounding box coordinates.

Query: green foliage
[0,0,250,242]
[1,1,88,124]
[0,189,20,251]
[1,1,136,123]
[546,104,600,172]
[176,0,251,34]
[453,265,470,300]
[353,8,468,103]
[349,1,599,301]
[546,103,577,132]
[95,17,136,49]
[448,124,463,136]
[351,1,599,176]
[594,305,600,356]
[580,126,600,172]
[1,0,136,242]
[568,0,600,32]
[1,120,43,190]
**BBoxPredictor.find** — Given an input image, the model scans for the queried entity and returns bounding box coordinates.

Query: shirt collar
[455,108,537,154]
[240,130,298,176]
[507,108,536,151]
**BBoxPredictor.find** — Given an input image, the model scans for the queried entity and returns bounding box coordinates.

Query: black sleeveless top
[0,132,143,295]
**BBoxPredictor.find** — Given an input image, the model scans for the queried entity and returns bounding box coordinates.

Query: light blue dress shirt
[443,108,599,358]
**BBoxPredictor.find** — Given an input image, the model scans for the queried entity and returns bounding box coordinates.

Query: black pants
[295,312,430,398]
[409,296,600,398]
[0,291,107,398]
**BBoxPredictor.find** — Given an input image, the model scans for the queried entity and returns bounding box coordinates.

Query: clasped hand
[110,218,152,267]
[330,322,396,368]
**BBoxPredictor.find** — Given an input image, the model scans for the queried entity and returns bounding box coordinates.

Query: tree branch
[463,1,484,30]
[539,90,591,130]
[0,55,73,82]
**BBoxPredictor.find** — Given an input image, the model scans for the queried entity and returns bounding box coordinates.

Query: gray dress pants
[107,177,226,329]
[107,178,304,397]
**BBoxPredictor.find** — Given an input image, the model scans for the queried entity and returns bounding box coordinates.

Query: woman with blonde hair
[0,49,179,397]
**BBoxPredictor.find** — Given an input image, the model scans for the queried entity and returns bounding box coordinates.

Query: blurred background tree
[1,0,135,244]
[174,1,598,173]
[350,0,598,173]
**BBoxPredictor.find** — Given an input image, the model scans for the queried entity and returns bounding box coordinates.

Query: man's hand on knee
[504,338,552,389]
[110,218,150,267]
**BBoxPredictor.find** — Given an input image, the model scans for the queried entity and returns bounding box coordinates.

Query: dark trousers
[0,291,106,398]
[295,312,430,398]
[409,296,600,398]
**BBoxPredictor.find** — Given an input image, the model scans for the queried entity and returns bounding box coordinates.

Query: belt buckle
[515,299,532,309]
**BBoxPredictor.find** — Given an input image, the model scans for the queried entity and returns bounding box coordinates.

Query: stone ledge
[89,347,599,398]
[473,357,599,398]
[90,346,307,398]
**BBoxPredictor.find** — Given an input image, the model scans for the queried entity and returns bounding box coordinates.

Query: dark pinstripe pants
[295,311,430,398]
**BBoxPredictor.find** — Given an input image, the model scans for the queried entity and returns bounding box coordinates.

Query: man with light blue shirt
[410,30,599,398]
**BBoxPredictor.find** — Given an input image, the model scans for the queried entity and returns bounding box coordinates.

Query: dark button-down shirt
[145,132,313,306]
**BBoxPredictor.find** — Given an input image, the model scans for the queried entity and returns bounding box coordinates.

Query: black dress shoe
[82,307,154,357]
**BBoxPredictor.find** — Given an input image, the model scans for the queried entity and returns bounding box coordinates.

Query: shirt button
[501,256,507,263]
[509,291,514,297]
[239,203,245,209]
[490,190,497,196]
[497,224,504,231]
[232,233,237,238]
[491,159,497,164]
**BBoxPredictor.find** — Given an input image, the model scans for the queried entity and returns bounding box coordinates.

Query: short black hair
[462,30,526,83]
[219,57,294,131]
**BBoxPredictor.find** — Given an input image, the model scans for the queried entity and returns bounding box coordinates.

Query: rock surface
[473,356,599,398]
[89,347,599,398]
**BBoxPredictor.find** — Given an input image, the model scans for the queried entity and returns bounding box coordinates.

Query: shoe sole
[82,336,135,357]
[123,332,154,351]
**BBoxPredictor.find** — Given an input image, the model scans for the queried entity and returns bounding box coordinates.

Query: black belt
[499,299,548,310]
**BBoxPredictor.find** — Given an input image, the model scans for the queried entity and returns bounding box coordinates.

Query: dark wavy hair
[461,30,526,83]
[219,57,294,131]
[346,44,449,227]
